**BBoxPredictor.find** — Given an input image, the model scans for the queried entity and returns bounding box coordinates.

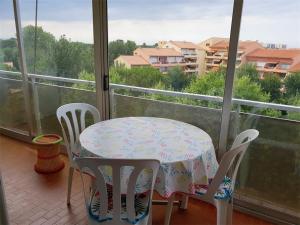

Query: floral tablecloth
[79,117,219,198]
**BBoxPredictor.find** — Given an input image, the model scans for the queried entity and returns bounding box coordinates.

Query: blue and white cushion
[195,177,233,200]
[88,186,149,224]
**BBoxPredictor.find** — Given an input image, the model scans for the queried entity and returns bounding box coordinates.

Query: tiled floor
[0,134,274,225]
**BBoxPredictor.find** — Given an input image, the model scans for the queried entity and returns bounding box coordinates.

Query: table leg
[180,194,189,210]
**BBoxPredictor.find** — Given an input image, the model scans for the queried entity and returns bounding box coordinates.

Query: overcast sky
[0,0,299,47]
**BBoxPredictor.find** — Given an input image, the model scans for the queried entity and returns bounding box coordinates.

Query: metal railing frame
[1,70,300,114]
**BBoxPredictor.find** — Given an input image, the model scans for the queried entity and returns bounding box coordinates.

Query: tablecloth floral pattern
[80,117,219,198]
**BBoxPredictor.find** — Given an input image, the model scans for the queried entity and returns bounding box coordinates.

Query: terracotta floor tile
[0,134,274,225]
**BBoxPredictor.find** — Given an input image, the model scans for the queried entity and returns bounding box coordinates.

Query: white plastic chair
[75,157,160,225]
[164,129,259,225]
[56,103,100,205]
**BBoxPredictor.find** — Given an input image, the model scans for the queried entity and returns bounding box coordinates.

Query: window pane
[0,0,29,134]
[108,0,233,147]
[231,0,300,220]
[19,0,96,135]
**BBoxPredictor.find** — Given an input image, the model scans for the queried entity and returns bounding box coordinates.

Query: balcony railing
[0,70,299,222]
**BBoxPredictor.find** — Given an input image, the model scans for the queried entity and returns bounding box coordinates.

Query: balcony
[1,70,299,225]
[1,133,274,225]
[183,54,198,59]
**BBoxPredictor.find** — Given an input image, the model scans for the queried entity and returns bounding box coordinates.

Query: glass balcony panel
[231,0,300,220]
[32,82,96,135]
[0,0,29,134]
[108,0,233,145]
[18,0,96,135]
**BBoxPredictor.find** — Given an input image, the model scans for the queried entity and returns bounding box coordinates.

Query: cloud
[0,0,299,47]
[0,20,93,43]
[108,18,232,44]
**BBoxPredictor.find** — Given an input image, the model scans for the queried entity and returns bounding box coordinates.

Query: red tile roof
[134,48,182,57]
[169,41,199,49]
[247,49,300,59]
[210,40,262,50]
[116,55,149,65]
[289,62,300,72]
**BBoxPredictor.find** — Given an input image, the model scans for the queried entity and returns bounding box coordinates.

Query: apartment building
[115,48,185,73]
[198,37,263,74]
[114,55,150,68]
[246,49,300,78]
[159,41,199,74]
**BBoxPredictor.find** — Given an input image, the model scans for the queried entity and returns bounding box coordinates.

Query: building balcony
[183,54,198,59]
[257,67,287,74]
[185,62,198,66]
[205,55,227,60]
[206,62,222,67]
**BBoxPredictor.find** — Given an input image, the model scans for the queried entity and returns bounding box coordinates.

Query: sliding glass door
[230,1,300,222]
[18,0,97,136]
[0,0,30,136]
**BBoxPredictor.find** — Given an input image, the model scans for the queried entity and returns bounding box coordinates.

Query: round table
[79,117,219,198]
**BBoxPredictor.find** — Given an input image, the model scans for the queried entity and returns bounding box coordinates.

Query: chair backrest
[75,157,160,225]
[205,129,259,201]
[56,103,100,163]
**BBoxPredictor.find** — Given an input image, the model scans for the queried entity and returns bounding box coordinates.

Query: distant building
[114,48,185,73]
[262,43,287,49]
[289,62,300,73]
[3,62,13,68]
[134,48,185,73]
[198,37,263,74]
[114,55,150,68]
[159,41,199,74]
[114,38,300,79]
[246,49,300,78]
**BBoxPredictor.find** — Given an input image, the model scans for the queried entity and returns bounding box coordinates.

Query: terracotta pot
[32,134,65,174]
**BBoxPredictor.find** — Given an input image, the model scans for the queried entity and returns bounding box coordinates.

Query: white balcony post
[218,0,244,159]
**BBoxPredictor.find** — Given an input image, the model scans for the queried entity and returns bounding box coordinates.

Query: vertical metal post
[218,0,244,158]
[110,88,116,118]
[13,0,34,137]
[234,103,241,137]
[31,77,42,134]
[92,0,110,120]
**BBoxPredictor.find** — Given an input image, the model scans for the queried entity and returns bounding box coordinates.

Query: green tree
[234,76,269,102]
[23,25,56,74]
[259,73,281,102]
[284,72,300,97]
[73,70,95,90]
[286,94,300,120]
[0,38,19,70]
[236,63,260,82]
[185,69,225,97]
[54,35,94,79]
[108,40,137,66]
[109,66,165,88]
[166,66,194,91]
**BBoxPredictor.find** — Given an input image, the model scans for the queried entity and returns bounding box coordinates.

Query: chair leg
[67,167,74,205]
[226,199,233,225]
[164,194,175,225]
[216,200,230,225]
[147,206,152,225]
